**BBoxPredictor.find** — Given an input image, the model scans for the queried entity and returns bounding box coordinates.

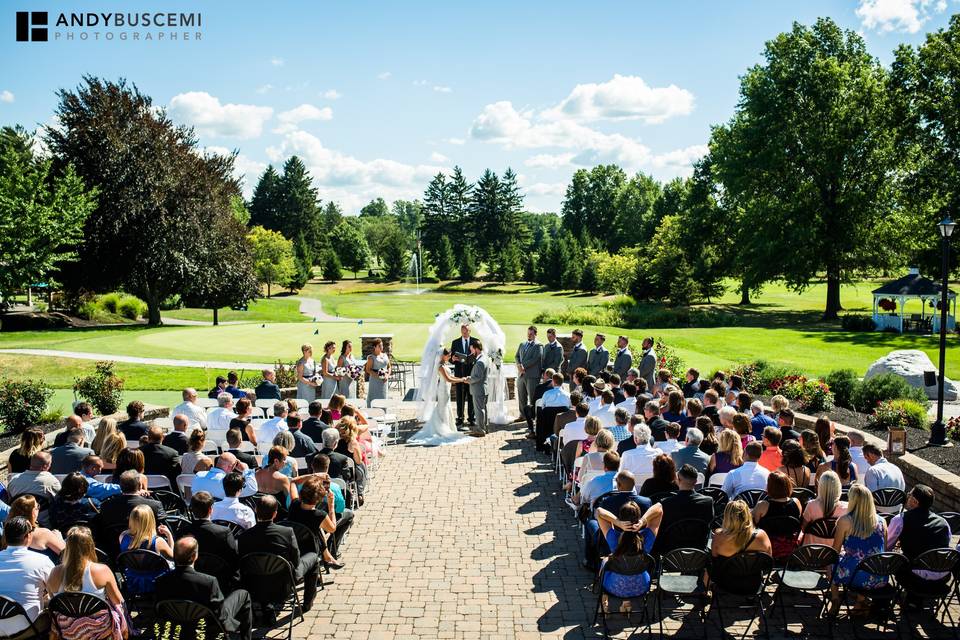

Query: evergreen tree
[492,241,522,283]
[458,246,478,281]
[278,156,325,257]
[380,224,410,281]
[433,235,456,280]
[360,197,390,217]
[522,252,537,284]
[559,232,583,290]
[321,201,344,231]
[468,169,501,262]
[420,173,450,272]
[287,233,313,291]
[447,166,474,227]
[320,249,342,282]
[248,166,283,230]
[579,258,599,293]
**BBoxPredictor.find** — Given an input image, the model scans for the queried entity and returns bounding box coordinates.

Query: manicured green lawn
[0,354,218,390]
[47,389,184,415]
[162,295,307,324]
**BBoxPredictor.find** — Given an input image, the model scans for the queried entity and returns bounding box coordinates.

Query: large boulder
[864,349,958,401]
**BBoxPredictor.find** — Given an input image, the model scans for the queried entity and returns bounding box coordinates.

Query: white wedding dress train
[408,374,470,446]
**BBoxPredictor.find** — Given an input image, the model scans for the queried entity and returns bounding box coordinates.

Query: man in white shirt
[656,421,682,455]
[615,382,638,416]
[577,452,621,507]
[0,517,53,636]
[589,390,617,429]
[191,453,258,499]
[207,393,237,432]
[862,443,906,492]
[847,430,871,479]
[172,388,208,430]
[541,372,571,408]
[619,423,660,482]
[721,441,770,498]
[559,403,591,444]
[209,470,257,528]
[257,401,289,445]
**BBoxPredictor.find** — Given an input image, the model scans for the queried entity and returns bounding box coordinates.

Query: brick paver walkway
[284,421,959,640]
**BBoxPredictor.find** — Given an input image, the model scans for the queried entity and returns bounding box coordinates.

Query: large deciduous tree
[248,225,295,297]
[332,220,371,278]
[710,19,902,320]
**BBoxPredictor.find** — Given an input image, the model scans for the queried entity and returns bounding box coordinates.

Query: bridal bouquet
[347,362,364,381]
[334,366,348,377]
[377,369,388,381]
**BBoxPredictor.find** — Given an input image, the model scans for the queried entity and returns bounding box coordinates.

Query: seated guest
[7,451,61,502]
[560,403,591,447]
[50,428,94,475]
[752,472,802,559]
[583,471,649,568]
[777,440,811,489]
[615,382,637,416]
[186,492,240,591]
[64,403,97,445]
[208,393,238,432]
[758,427,783,472]
[230,398,258,444]
[576,451,621,508]
[656,422,682,455]
[255,368,282,401]
[701,389,721,427]
[224,371,246,399]
[309,455,346,513]
[696,417,719,456]
[847,430,870,479]
[162,414,190,455]
[671,427,710,474]
[118,505,174,595]
[257,402,289,445]
[95,470,167,531]
[682,368,701,398]
[710,501,773,592]
[211,472,256,529]
[80,455,121,501]
[302,401,329,442]
[118,401,149,441]
[288,476,345,568]
[110,447,146,484]
[140,425,181,485]
[862,443,906,492]
[661,390,684,424]
[830,484,888,616]
[224,429,259,468]
[609,374,625,405]
[721,441,769,498]
[616,415,642,456]
[609,408,631,444]
[679,398,701,439]
[639,454,679,498]
[620,423,659,481]
[542,372,571,408]
[256,446,299,506]
[750,400,777,440]
[717,405,737,433]
[287,414,318,458]
[643,401,669,442]
[267,432,299,477]
[778,408,802,443]
[800,430,827,474]
[98,431,126,471]
[801,471,848,546]
[319,428,354,481]
[707,429,744,480]
[8,428,45,474]
[815,416,835,456]
[172,388,208,430]
[238,496,319,613]
[9,495,64,558]
[47,526,127,637]
[886,484,952,598]
[732,413,755,449]
[181,429,213,475]
[52,415,86,449]
[192,452,258,500]
[0,517,54,637]
[155,537,252,640]
[816,435,857,486]
[335,417,368,494]
[589,390,617,429]
[769,394,790,421]
[642,465,714,555]
[49,472,101,533]
[594,502,656,605]
[208,375,228,399]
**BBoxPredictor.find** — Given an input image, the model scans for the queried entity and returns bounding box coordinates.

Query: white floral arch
[414,304,515,425]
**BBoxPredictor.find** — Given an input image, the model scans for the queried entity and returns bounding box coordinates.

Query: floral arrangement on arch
[490,348,504,371]
[878,298,897,313]
[446,307,483,325]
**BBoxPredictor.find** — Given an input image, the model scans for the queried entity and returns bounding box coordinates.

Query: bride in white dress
[409,348,471,445]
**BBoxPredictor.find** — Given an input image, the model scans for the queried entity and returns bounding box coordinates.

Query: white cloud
[203,146,267,198]
[445,137,466,145]
[322,89,341,100]
[0,90,13,104]
[168,92,273,139]
[377,71,392,80]
[543,74,694,124]
[430,151,449,163]
[266,129,446,213]
[278,104,333,124]
[255,84,273,95]
[649,144,709,171]
[413,79,429,86]
[270,57,285,67]
[856,0,947,33]
[525,153,575,169]
[433,85,453,93]
[522,181,568,199]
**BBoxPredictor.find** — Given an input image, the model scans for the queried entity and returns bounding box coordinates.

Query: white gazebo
[871,268,956,333]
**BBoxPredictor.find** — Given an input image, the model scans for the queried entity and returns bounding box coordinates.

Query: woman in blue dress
[296,343,318,402]
[829,483,887,616]
[337,340,355,398]
[594,501,656,607]
[365,338,390,408]
[319,341,340,400]
[118,505,173,595]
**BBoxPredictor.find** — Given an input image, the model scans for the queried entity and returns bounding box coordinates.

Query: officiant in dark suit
[451,324,479,427]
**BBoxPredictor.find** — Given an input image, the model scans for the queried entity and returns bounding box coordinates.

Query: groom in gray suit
[466,341,488,436]
[515,325,543,432]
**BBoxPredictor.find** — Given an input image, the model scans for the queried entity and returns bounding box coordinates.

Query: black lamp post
[929,216,956,447]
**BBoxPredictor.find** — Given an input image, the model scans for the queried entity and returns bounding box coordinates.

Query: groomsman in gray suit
[563,329,588,389]
[515,325,543,431]
[587,333,609,377]
[612,336,633,379]
[466,341,488,436]
[542,328,564,374]
[637,336,657,393]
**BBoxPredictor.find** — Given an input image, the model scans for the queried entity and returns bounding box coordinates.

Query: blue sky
[1,1,955,213]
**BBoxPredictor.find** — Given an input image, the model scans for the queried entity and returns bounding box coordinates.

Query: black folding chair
[195,552,234,594]
[116,549,170,613]
[904,548,960,639]
[756,516,801,562]
[239,495,260,511]
[647,491,678,505]
[279,520,327,585]
[841,552,909,639]
[48,592,111,640]
[155,599,229,640]
[240,552,303,640]
[212,519,247,538]
[151,490,188,517]
[872,488,906,515]
[733,489,767,509]
[0,594,46,639]
[165,515,193,539]
[774,544,838,637]
[655,547,709,639]
[655,518,710,556]
[593,552,656,639]
[791,487,816,508]
[709,551,774,640]
[802,517,837,543]
[699,487,728,516]
[939,512,960,546]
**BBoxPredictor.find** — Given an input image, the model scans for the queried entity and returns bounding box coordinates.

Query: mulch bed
[0,421,62,453]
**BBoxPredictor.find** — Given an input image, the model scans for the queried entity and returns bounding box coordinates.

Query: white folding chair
[206,429,228,444]
[293,457,308,472]
[708,472,727,488]
[152,417,174,433]
[53,474,68,483]
[125,440,141,449]
[293,398,310,408]
[196,398,218,408]
[145,475,171,490]
[255,398,275,411]
[94,474,112,484]
[249,407,266,419]
[176,474,195,500]
[201,440,220,455]
[696,472,706,489]
[257,442,273,456]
